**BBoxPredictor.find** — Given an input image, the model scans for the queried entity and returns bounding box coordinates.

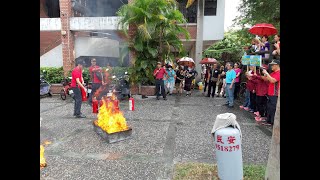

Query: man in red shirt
[89,58,102,104]
[153,62,168,100]
[71,60,87,118]
[261,59,280,126]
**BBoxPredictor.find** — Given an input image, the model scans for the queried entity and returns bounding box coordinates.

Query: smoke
[86,0,128,17]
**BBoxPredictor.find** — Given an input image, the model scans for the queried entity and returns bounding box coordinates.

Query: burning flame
[94,96,129,134]
[40,145,47,168]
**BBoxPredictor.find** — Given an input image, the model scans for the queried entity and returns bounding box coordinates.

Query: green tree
[117,0,190,85]
[232,0,280,43]
[203,30,244,64]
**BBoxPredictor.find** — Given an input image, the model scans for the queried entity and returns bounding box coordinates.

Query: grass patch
[173,162,266,180]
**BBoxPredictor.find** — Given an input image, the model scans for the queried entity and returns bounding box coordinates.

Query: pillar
[195,0,204,81]
[59,0,75,76]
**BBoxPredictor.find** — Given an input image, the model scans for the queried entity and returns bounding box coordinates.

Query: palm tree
[117,0,190,85]
[265,89,280,179]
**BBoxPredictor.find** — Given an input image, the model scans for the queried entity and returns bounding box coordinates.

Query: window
[178,0,198,23]
[204,0,217,16]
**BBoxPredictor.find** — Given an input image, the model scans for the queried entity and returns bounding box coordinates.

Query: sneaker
[223,103,229,106]
[156,97,160,100]
[239,105,244,109]
[75,114,86,118]
[262,122,272,126]
[243,107,249,111]
[163,97,167,100]
[255,116,266,122]
[228,105,234,108]
[254,112,260,116]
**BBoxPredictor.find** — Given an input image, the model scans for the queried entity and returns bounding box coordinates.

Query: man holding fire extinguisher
[71,60,87,118]
[88,58,102,105]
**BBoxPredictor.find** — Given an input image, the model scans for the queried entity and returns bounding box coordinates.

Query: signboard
[241,55,261,66]
[241,55,250,65]
[249,55,262,66]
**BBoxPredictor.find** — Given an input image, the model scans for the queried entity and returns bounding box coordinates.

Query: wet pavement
[40,90,272,180]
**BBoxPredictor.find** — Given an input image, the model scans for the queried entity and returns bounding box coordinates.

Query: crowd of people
[153,62,198,100]
[70,34,280,127]
[153,34,280,127]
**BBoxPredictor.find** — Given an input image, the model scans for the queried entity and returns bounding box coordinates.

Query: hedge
[40,66,130,84]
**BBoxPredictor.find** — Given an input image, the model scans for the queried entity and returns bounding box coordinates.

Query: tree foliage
[232,0,280,43]
[117,0,190,85]
[203,31,244,64]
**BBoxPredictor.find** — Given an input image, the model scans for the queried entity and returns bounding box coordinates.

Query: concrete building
[40,0,225,77]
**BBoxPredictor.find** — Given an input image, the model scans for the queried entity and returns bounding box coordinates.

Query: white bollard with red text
[214,127,243,180]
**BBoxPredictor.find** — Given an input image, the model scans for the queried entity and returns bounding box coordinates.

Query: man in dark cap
[261,59,280,126]
[70,60,87,118]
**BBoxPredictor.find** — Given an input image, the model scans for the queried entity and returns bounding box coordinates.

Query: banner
[249,55,262,66]
[241,55,261,66]
[241,55,250,65]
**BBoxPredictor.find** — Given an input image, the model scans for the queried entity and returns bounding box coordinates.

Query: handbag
[211,77,218,82]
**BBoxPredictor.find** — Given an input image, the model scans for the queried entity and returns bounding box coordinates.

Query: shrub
[40,67,64,84]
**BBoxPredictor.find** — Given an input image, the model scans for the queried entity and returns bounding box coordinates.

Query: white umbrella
[177,57,195,66]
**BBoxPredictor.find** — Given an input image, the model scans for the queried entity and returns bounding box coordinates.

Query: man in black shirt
[207,63,221,98]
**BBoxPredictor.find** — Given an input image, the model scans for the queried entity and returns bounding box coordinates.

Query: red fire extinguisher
[92,98,98,114]
[113,99,119,111]
[129,97,134,111]
[80,86,87,101]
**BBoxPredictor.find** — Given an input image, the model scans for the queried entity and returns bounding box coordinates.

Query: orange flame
[95,97,129,134]
[40,145,47,168]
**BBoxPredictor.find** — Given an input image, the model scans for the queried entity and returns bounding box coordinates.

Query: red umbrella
[199,58,218,64]
[249,23,278,36]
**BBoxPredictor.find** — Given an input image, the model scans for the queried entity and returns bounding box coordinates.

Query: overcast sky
[224,0,241,31]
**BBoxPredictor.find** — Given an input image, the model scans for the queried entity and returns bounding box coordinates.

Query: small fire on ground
[94,94,129,134]
[40,145,46,169]
[40,140,51,169]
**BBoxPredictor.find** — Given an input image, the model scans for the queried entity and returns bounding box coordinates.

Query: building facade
[40,0,225,77]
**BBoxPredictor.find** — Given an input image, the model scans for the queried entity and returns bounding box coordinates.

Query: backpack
[93,71,103,81]
[96,71,103,81]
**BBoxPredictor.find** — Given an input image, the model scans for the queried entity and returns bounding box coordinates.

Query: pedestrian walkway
[40,90,271,179]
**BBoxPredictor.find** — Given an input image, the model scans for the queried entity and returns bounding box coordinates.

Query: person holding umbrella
[184,66,196,97]
[206,63,220,98]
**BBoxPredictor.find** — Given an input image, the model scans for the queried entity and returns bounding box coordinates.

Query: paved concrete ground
[40,90,272,180]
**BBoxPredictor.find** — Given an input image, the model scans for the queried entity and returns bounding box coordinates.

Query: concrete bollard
[211,113,243,180]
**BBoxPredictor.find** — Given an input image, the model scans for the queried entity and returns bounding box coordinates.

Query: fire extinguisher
[80,86,87,101]
[113,99,120,111]
[92,98,98,114]
[129,97,134,111]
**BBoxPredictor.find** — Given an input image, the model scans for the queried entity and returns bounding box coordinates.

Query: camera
[259,66,265,71]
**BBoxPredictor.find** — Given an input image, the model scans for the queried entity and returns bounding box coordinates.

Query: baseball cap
[269,60,280,65]
[157,62,161,65]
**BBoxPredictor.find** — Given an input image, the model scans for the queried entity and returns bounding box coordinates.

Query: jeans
[225,83,235,106]
[155,79,166,98]
[89,83,101,103]
[249,92,257,111]
[207,80,217,97]
[167,81,175,94]
[234,82,240,100]
[243,89,250,107]
[203,78,208,92]
[267,96,278,124]
[256,95,267,117]
[71,87,82,116]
